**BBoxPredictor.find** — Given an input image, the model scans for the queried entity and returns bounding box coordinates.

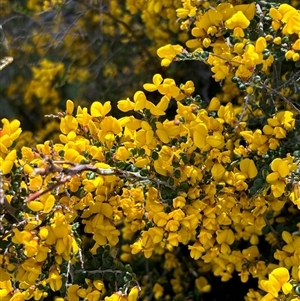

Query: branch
[255,3,265,37]
[77,0,155,63]
[74,268,122,275]
[0,171,19,221]
[0,56,13,71]
[234,92,253,132]
[258,84,300,113]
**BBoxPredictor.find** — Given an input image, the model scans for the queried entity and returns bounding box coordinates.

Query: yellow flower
[176,7,190,19]
[143,73,163,92]
[234,3,256,20]
[76,106,92,126]
[153,157,173,176]
[153,283,164,299]
[135,122,155,149]
[0,119,22,158]
[206,132,224,148]
[115,146,131,161]
[177,102,196,121]
[128,286,140,301]
[153,212,168,227]
[60,115,78,135]
[117,98,135,112]
[269,7,282,20]
[67,285,80,301]
[86,290,101,301]
[98,116,122,148]
[157,44,183,67]
[48,267,62,292]
[64,147,85,162]
[211,162,225,181]
[216,229,235,244]
[192,123,209,151]
[118,116,141,130]
[173,196,186,209]
[188,241,205,260]
[225,11,250,37]
[179,80,195,96]
[186,27,206,50]
[242,44,263,69]
[176,1,197,18]
[195,276,211,293]
[269,4,300,35]
[260,267,292,299]
[10,292,26,301]
[0,280,13,299]
[266,157,294,198]
[33,288,47,300]
[293,39,300,51]
[66,99,75,115]
[104,292,122,301]
[199,10,223,32]
[131,239,143,255]
[211,63,230,81]
[216,229,235,254]
[207,97,221,111]
[27,192,55,213]
[266,158,290,182]
[167,232,180,247]
[271,181,286,198]
[239,158,258,179]
[148,227,164,243]
[19,258,41,284]
[90,101,111,117]
[133,91,147,111]
[255,37,267,53]
[158,79,180,99]
[267,111,295,130]
[93,279,105,291]
[150,96,170,116]
[0,149,17,175]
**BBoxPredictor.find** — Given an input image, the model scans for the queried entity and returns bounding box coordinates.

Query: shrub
[0,1,300,301]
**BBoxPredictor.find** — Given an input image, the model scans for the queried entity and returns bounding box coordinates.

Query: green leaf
[86,172,96,180]
[151,151,159,160]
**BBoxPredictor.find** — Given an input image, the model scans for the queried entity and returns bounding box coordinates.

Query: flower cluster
[159,1,300,92]
[1,0,300,300]
[1,65,300,299]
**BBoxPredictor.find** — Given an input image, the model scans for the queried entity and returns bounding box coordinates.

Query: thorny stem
[0,56,13,71]
[276,70,300,90]
[0,170,19,220]
[263,215,283,249]
[255,3,265,37]
[74,268,123,275]
[234,92,253,132]
[27,158,175,202]
[258,84,300,113]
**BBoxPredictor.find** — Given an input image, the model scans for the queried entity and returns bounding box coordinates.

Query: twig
[258,84,300,113]
[25,176,70,202]
[74,268,122,275]
[276,70,300,91]
[263,215,283,248]
[0,171,18,221]
[255,3,265,37]
[234,92,252,132]
[0,57,13,71]
[26,155,176,203]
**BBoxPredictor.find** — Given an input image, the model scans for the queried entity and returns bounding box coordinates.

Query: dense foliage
[1,1,300,301]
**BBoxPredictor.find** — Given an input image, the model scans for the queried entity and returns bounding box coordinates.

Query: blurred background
[0,0,218,142]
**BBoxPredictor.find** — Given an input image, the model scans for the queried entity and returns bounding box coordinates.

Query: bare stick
[0,57,13,71]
